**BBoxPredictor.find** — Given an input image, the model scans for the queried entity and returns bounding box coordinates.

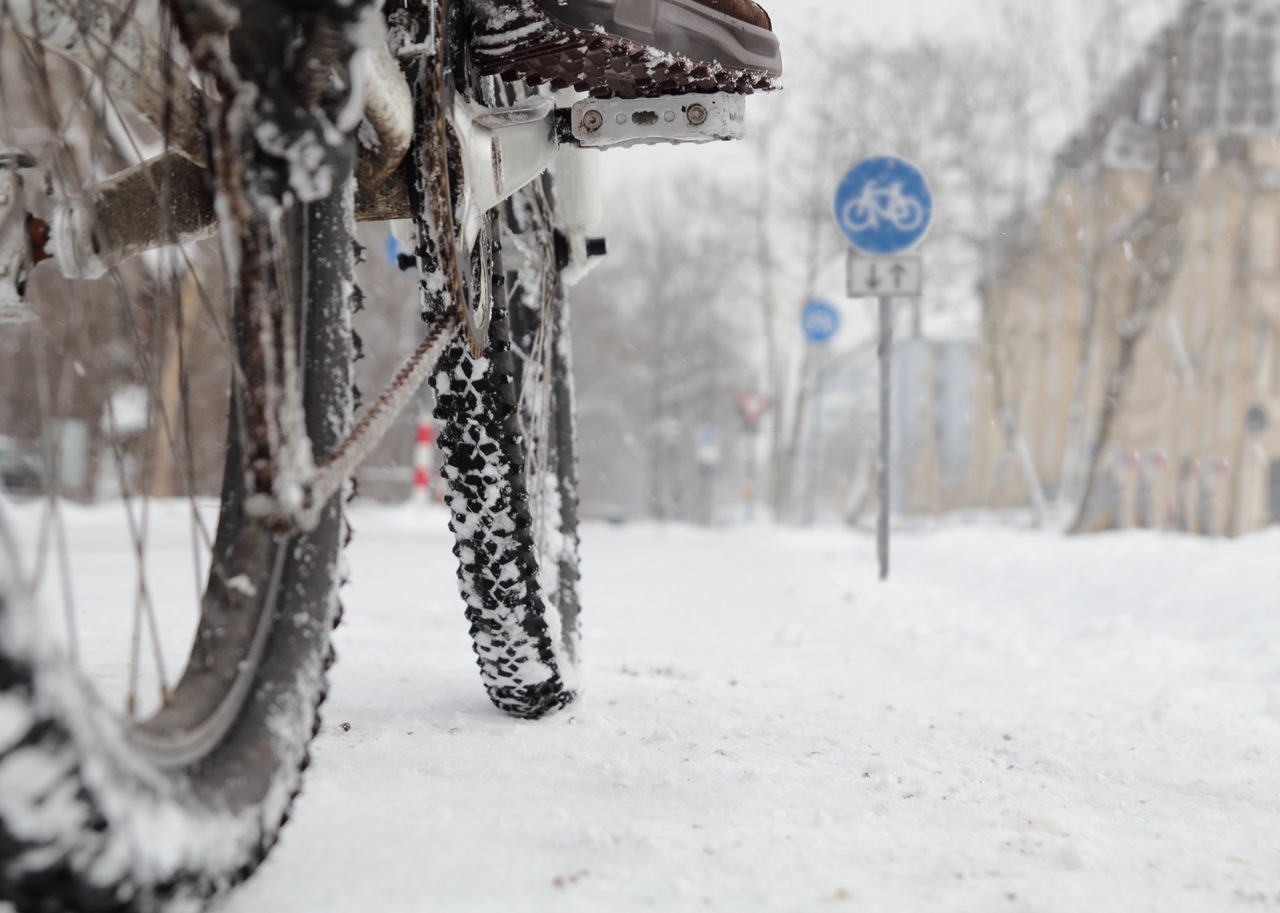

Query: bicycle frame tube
[49,151,217,280]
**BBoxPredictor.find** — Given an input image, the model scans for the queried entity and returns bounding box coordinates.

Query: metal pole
[877,295,893,581]
[744,427,758,521]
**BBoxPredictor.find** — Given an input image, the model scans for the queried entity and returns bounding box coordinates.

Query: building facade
[970,1,1280,534]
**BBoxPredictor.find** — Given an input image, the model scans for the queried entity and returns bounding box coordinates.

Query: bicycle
[0,0,779,909]
[839,178,926,234]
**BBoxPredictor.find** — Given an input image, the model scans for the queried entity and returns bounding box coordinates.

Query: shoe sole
[470,0,782,99]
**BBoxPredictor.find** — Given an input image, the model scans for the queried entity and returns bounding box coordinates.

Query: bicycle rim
[506,180,582,667]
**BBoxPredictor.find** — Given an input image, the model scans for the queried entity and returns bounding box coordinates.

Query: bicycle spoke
[1,1,234,716]
[50,487,80,660]
[29,323,80,656]
[0,0,364,898]
[65,4,236,696]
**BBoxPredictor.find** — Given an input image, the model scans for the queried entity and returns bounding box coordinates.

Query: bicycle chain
[309,311,458,509]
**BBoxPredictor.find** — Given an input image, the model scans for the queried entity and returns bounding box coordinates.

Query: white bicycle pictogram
[840,178,926,235]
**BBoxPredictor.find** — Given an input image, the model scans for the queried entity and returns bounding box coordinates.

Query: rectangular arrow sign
[847,251,923,298]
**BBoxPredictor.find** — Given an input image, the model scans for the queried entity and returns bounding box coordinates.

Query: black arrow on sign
[867,264,881,290]
[890,263,907,288]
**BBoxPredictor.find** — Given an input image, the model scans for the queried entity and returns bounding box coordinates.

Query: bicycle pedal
[470,0,780,100]
[563,93,745,147]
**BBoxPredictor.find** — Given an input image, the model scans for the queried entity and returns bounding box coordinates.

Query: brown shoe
[695,0,772,32]
[470,0,782,99]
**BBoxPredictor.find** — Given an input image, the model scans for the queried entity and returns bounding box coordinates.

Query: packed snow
[3,503,1279,911]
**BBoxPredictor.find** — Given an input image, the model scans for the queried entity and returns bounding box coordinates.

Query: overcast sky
[767,0,997,48]
[589,0,1190,338]
[602,0,1184,185]
[601,0,1010,184]
[765,0,1183,53]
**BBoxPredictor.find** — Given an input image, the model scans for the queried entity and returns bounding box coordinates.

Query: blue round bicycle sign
[833,156,933,255]
[802,300,840,344]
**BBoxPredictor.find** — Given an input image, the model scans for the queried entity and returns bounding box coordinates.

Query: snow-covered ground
[247,509,1280,911]
[6,504,1280,911]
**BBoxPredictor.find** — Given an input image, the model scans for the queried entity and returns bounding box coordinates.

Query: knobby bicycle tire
[398,0,583,719]
[0,205,353,913]
[0,2,358,910]
[429,192,582,718]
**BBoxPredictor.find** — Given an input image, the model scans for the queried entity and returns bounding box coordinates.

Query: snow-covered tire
[0,152,354,913]
[430,194,582,719]
[0,501,343,913]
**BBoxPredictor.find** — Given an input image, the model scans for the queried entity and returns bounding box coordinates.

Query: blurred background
[567,0,1280,537]
[7,0,1280,540]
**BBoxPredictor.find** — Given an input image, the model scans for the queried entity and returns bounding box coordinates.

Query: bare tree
[765,32,1063,522]
[572,174,753,522]
[1055,0,1145,510]
[1069,20,1199,533]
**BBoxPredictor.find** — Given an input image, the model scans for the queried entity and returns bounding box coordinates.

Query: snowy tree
[573,175,754,522]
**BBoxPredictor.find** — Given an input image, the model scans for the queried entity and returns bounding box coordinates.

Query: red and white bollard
[412,413,435,507]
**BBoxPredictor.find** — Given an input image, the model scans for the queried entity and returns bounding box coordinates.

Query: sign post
[800,301,840,525]
[412,411,436,508]
[876,296,893,577]
[834,156,933,581]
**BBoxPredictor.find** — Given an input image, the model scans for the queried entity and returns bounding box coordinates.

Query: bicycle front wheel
[398,0,583,719]
[429,185,582,718]
[0,3,358,909]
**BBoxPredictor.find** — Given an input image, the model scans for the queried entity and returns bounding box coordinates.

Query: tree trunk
[1070,331,1138,532]
[1069,173,1195,531]
[753,135,783,516]
[1069,13,1200,534]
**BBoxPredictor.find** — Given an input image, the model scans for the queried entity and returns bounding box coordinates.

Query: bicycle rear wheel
[0,2,358,908]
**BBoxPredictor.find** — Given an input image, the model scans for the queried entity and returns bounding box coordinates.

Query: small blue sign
[802,300,841,344]
[833,156,933,256]
[386,232,403,264]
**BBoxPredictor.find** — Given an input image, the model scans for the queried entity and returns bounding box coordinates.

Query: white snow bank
[228,512,1280,913]
[2,503,1276,912]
